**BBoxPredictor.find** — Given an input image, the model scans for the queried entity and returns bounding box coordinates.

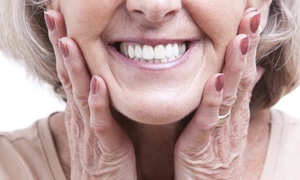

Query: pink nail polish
[44,11,55,31]
[215,74,224,92]
[250,13,261,33]
[58,39,69,58]
[90,76,99,94]
[240,35,249,55]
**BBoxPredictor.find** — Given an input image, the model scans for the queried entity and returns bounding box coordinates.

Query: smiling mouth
[112,42,189,63]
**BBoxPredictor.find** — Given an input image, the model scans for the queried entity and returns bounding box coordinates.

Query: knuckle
[63,81,73,93]
[89,98,105,112]
[57,68,69,84]
[239,72,256,91]
[57,74,73,97]
[73,91,88,108]
[222,92,237,109]
[206,100,220,109]
[91,118,113,135]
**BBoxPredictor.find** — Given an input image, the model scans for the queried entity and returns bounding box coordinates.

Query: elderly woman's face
[59,0,247,124]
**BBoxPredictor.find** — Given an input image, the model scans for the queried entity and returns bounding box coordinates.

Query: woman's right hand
[45,10,137,179]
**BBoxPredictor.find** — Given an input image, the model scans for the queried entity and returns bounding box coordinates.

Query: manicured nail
[215,74,224,92]
[240,35,249,55]
[250,13,261,33]
[58,39,69,58]
[44,11,55,31]
[90,76,99,94]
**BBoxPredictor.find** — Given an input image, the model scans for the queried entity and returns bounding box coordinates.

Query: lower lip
[107,42,199,71]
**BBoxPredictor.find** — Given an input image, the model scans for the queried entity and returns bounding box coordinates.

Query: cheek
[61,0,122,41]
[185,0,245,57]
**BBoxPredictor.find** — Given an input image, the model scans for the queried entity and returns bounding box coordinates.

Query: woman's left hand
[174,9,264,179]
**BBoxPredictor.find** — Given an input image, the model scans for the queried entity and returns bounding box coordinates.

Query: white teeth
[119,42,187,63]
[135,45,143,58]
[143,45,154,60]
[168,56,175,62]
[165,44,173,58]
[154,45,165,59]
[173,43,179,56]
[180,43,186,54]
[128,45,135,59]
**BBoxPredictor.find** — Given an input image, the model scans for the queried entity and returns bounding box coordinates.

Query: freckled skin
[58,0,245,124]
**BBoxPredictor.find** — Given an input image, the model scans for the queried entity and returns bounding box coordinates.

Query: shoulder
[271,109,300,125]
[0,121,40,143]
[262,109,300,179]
[270,109,300,147]
[0,118,59,180]
[270,109,300,139]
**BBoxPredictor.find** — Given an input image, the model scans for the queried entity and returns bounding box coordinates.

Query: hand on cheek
[44,10,137,179]
[174,8,263,179]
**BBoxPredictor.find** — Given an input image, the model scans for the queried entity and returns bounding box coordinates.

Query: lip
[107,40,200,71]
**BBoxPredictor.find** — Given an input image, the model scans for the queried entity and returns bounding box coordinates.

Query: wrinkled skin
[45,0,270,179]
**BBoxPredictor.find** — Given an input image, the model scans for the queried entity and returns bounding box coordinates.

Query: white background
[0,52,299,131]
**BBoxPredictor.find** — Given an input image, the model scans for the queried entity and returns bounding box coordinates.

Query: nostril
[165,10,178,19]
[126,0,182,23]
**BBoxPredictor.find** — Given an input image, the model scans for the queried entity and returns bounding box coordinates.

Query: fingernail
[90,76,100,94]
[44,11,55,31]
[240,35,249,55]
[58,39,69,58]
[250,13,261,33]
[215,74,224,92]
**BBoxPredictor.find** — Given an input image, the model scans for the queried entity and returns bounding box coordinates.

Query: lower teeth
[131,55,182,63]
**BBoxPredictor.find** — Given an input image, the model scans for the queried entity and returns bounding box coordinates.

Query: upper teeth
[120,42,187,63]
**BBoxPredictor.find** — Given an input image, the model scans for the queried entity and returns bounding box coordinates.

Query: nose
[126,0,182,23]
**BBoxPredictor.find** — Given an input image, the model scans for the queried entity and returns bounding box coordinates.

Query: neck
[111,108,193,179]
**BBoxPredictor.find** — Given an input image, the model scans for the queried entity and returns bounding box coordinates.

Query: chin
[111,91,201,125]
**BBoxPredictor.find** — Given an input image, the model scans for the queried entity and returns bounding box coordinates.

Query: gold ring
[216,111,231,128]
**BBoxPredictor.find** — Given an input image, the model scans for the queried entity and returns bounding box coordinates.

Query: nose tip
[127,0,182,23]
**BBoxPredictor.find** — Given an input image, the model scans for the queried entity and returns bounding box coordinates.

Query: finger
[239,9,261,62]
[236,10,261,98]
[45,11,86,140]
[229,9,263,145]
[231,10,262,118]
[176,74,223,153]
[89,76,132,155]
[44,10,69,89]
[58,38,91,121]
[44,10,76,135]
[219,35,248,115]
